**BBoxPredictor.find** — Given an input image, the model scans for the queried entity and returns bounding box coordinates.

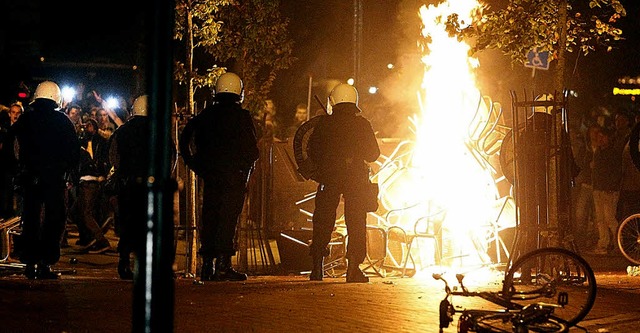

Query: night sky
[2,0,638,132]
[28,0,402,124]
[39,1,145,64]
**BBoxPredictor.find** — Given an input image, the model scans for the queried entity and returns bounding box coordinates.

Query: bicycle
[622,122,640,265]
[435,247,597,332]
[617,213,640,265]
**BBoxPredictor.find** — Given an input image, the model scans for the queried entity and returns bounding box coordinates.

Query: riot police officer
[180,72,259,281]
[109,95,157,280]
[12,81,80,279]
[307,83,380,283]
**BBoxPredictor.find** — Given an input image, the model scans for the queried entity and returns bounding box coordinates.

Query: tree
[175,0,233,276]
[444,0,626,91]
[174,0,231,114]
[174,0,295,114]
[442,0,627,249]
[203,0,296,114]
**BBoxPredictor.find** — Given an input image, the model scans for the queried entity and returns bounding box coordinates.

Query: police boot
[309,255,324,281]
[37,264,60,280]
[212,255,247,281]
[346,260,368,283]
[118,257,134,280]
[24,264,37,280]
[200,258,215,281]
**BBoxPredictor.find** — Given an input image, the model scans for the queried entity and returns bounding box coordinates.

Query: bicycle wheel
[472,312,512,333]
[473,312,566,333]
[618,213,640,265]
[503,247,596,327]
[526,319,567,333]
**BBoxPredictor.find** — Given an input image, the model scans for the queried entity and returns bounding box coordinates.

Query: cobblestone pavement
[1,232,639,332]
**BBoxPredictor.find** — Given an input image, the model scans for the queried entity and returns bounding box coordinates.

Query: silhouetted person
[74,118,112,253]
[307,83,380,283]
[591,125,623,254]
[12,81,80,279]
[180,72,259,281]
[0,102,22,218]
[108,95,171,280]
[285,103,308,139]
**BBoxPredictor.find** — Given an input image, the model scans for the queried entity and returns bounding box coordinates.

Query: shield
[293,115,325,181]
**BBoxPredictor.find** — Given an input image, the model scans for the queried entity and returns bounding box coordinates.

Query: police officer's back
[180,92,258,177]
[12,81,80,279]
[180,72,259,281]
[14,83,80,180]
[307,83,380,283]
[109,95,152,280]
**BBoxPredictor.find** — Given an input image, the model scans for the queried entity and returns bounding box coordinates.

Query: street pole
[135,0,176,331]
[353,0,362,88]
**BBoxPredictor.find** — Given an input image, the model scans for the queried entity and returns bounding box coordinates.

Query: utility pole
[353,0,362,88]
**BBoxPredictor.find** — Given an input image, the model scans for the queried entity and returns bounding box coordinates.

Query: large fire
[374,0,515,273]
[296,0,516,278]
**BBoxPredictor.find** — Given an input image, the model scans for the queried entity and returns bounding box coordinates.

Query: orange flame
[375,0,515,273]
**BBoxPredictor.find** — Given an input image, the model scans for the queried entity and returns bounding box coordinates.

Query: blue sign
[525,49,550,70]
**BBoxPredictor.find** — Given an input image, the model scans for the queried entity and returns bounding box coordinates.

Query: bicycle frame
[434,247,596,332]
[435,273,564,333]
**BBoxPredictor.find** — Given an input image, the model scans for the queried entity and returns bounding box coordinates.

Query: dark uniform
[307,102,380,282]
[109,114,150,279]
[12,98,80,278]
[180,93,259,281]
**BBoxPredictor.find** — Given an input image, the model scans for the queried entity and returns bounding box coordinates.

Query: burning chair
[384,203,446,277]
[0,216,23,269]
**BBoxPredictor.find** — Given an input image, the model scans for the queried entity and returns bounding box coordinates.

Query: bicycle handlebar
[433,272,519,309]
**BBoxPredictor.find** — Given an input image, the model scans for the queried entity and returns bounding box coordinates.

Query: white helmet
[329,83,358,106]
[132,95,148,116]
[215,72,243,96]
[32,81,62,106]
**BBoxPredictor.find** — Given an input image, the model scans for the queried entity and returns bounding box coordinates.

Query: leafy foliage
[443,0,626,65]
[174,0,232,93]
[204,0,296,114]
[174,0,295,114]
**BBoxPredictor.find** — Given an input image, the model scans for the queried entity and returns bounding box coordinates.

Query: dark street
[1,230,639,332]
[1,2,640,333]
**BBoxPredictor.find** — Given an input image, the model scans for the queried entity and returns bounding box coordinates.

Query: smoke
[366,0,440,138]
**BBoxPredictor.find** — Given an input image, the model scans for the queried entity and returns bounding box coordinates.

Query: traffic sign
[525,48,550,70]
